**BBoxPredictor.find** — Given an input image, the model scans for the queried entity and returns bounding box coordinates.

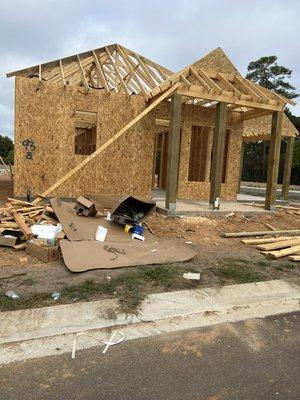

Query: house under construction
[6,44,298,211]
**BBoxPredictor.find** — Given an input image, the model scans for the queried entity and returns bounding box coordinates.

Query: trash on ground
[51,291,61,300]
[5,290,20,299]
[132,233,145,241]
[71,331,125,359]
[95,225,107,242]
[183,272,200,280]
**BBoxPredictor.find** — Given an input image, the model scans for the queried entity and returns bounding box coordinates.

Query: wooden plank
[116,45,148,96]
[256,238,300,251]
[92,50,109,91]
[223,229,300,238]
[267,244,300,259]
[32,83,180,203]
[289,255,300,261]
[241,109,273,121]
[281,137,295,200]
[7,198,36,207]
[59,60,66,86]
[189,67,211,91]
[241,236,291,245]
[265,112,283,210]
[166,94,182,210]
[209,102,227,208]
[76,54,89,92]
[197,67,223,94]
[238,142,245,193]
[11,211,32,239]
[217,73,242,98]
[105,46,130,95]
[176,86,283,112]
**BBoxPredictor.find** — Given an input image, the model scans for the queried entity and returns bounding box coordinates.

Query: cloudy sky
[0,0,299,139]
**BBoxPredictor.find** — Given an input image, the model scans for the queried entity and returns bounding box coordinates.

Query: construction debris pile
[0,195,196,271]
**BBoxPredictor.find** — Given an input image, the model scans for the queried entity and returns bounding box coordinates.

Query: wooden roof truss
[149,66,295,113]
[7,44,296,115]
[7,44,173,99]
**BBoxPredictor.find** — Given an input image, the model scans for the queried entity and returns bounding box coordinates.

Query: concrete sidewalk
[1,279,300,364]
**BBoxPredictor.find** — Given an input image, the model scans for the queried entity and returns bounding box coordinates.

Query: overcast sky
[0,0,299,139]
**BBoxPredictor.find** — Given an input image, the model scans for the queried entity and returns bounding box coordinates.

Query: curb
[1,279,299,364]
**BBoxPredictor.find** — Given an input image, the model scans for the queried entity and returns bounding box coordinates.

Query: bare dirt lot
[0,174,13,202]
[1,206,299,313]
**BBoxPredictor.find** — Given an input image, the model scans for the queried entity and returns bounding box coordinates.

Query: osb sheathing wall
[155,101,243,201]
[15,76,242,200]
[14,76,156,198]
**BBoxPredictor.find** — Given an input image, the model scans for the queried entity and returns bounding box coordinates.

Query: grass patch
[22,277,37,286]
[0,263,195,314]
[214,264,264,284]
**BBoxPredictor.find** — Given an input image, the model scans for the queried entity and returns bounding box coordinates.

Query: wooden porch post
[265,111,283,210]
[209,102,227,209]
[238,142,245,193]
[281,137,295,200]
[165,93,182,210]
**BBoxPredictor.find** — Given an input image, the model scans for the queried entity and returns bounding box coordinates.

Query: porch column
[165,93,182,210]
[265,111,283,210]
[209,102,227,209]
[238,142,245,193]
[281,137,295,200]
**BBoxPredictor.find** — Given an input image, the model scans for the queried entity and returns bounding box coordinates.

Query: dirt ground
[0,205,299,312]
[0,174,13,202]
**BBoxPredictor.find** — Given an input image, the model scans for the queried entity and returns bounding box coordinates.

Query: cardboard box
[26,240,60,263]
[74,196,97,217]
[0,234,17,247]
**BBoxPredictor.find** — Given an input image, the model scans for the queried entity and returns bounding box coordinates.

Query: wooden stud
[281,137,295,200]
[76,55,89,92]
[165,93,182,210]
[209,102,227,208]
[38,64,42,82]
[116,45,148,96]
[59,60,66,86]
[105,46,130,95]
[92,50,109,91]
[265,112,283,210]
[32,83,180,203]
[238,142,245,193]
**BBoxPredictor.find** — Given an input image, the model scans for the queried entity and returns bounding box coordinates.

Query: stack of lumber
[222,229,300,262]
[0,197,56,247]
[241,236,300,261]
[276,205,300,216]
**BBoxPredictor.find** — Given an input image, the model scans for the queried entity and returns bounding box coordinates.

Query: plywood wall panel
[14,77,242,201]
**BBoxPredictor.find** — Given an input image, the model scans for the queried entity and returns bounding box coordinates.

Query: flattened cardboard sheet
[60,238,197,272]
[50,198,154,242]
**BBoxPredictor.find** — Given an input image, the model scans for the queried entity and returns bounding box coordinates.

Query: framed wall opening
[74,110,97,155]
[188,126,210,182]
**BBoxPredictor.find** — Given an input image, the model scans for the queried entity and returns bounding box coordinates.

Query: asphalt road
[1,312,299,400]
